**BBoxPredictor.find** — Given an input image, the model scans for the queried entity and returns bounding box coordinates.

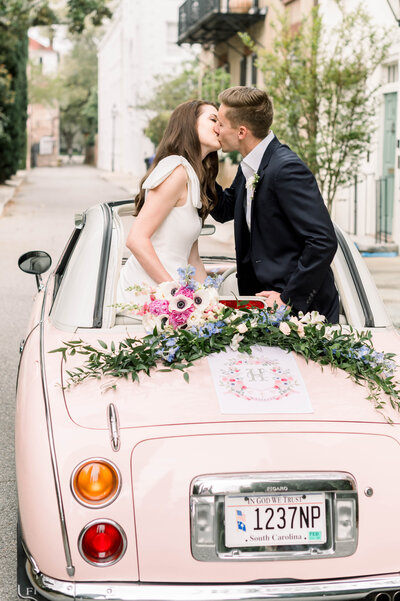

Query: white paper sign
[208,346,312,414]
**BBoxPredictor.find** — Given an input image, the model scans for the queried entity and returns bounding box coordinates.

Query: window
[386,63,398,84]
[240,53,257,86]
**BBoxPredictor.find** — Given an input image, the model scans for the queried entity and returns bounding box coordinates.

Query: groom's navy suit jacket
[212,136,339,322]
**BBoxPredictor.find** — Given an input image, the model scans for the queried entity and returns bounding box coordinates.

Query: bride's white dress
[116,155,203,306]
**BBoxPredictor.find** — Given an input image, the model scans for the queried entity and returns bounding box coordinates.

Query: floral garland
[52,266,400,417]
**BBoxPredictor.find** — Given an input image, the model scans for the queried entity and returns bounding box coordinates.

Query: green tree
[241,1,392,213]
[0,0,112,182]
[57,31,99,163]
[142,61,231,147]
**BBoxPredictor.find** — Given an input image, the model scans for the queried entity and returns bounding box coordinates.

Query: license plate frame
[224,492,327,548]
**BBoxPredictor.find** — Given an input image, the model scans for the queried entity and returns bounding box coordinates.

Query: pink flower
[149,299,169,316]
[176,286,194,299]
[169,305,194,328]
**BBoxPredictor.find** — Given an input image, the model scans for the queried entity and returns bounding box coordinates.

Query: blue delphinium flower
[204,274,224,289]
[166,346,179,362]
[268,305,287,326]
[177,265,197,289]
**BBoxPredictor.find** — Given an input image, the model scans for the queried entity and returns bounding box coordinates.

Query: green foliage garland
[52,304,400,420]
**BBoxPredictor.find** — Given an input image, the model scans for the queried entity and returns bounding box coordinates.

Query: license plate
[224,493,326,548]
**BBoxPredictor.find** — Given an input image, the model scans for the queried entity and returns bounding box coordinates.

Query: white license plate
[224,493,326,548]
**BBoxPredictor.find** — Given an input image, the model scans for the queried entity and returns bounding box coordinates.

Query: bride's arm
[188,240,207,282]
[126,165,187,283]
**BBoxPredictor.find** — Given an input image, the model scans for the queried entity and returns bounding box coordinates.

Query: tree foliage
[57,31,99,162]
[142,61,231,148]
[0,0,112,182]
[241,1,392,213]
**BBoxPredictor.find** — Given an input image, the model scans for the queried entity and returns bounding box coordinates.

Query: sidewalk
[351,233,398,258]
[98,169,141,197]
[0,170,26,216]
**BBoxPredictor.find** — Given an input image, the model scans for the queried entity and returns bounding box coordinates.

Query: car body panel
[16,200,400,600]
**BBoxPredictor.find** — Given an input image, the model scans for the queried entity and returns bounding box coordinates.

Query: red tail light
[79,520,126,565]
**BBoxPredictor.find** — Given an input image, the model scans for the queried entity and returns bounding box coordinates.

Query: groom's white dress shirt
[241,130,274,230]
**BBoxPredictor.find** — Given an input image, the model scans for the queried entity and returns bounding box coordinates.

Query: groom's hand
[256,290,289,309]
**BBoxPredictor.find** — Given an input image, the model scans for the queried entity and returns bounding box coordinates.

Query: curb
[0,170,26,217]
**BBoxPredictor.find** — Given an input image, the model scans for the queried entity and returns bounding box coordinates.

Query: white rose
[187,313,205,327]
[289,316,305,337]
[279,322,291,336]
[236,323,248,334]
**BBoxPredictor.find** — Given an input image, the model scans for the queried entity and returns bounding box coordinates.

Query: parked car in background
[17,200,400,601]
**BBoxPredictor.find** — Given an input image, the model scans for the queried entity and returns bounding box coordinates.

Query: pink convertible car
[16,200,400,601]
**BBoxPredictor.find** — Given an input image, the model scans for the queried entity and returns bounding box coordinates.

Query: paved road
[0,166,129,601]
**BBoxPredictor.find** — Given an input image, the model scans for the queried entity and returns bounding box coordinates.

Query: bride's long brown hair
[134,100,219,222]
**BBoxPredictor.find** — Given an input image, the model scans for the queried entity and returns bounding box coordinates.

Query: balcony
[178,0,266,46]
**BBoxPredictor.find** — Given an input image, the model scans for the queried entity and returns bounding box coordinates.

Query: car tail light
[72,459,121,507]
[79,520,127,565]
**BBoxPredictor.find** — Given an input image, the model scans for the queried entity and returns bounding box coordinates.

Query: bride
[116,100,221,306]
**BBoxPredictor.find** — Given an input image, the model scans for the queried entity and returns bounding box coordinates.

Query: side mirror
[18,251,52,292]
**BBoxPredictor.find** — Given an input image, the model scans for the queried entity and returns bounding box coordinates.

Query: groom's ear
[237,125,248,140]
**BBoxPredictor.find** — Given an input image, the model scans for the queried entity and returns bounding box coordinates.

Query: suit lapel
[258,135,281,178]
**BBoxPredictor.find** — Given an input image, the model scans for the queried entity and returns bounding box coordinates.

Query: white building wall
[321,0,400,248]
[98,0,195,181]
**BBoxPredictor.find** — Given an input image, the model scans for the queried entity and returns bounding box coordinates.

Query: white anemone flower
[193,288,211,311]
[154,280,179,300]
[169,294,194,313]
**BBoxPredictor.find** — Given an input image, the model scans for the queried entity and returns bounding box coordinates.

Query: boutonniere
[246,172,260,200]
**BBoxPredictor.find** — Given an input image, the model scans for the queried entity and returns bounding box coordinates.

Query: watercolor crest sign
[208,346,313,414]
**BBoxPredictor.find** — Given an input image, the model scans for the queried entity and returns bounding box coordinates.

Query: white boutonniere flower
[245,172,260,200]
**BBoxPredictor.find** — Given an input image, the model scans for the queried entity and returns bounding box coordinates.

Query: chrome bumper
[26,562,400,601]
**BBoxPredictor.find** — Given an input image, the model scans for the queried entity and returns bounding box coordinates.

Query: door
[382,92,397,235]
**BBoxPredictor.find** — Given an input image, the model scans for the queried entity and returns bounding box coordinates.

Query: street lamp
[111,103,117,172]
[387,0,400,25]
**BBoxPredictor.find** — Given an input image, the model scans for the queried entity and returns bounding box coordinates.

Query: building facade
[97,0,195,183]
[178,0,400,251]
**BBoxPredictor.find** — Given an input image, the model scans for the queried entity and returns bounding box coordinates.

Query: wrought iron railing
[375,175,394,243]
[179,0,260,39]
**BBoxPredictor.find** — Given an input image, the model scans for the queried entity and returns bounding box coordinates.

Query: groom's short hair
[218,86,273,139]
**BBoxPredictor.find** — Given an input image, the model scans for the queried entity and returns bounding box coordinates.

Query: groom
[212,86,339,323]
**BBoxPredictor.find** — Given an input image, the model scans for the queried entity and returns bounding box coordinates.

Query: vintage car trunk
[45,325,400,583]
